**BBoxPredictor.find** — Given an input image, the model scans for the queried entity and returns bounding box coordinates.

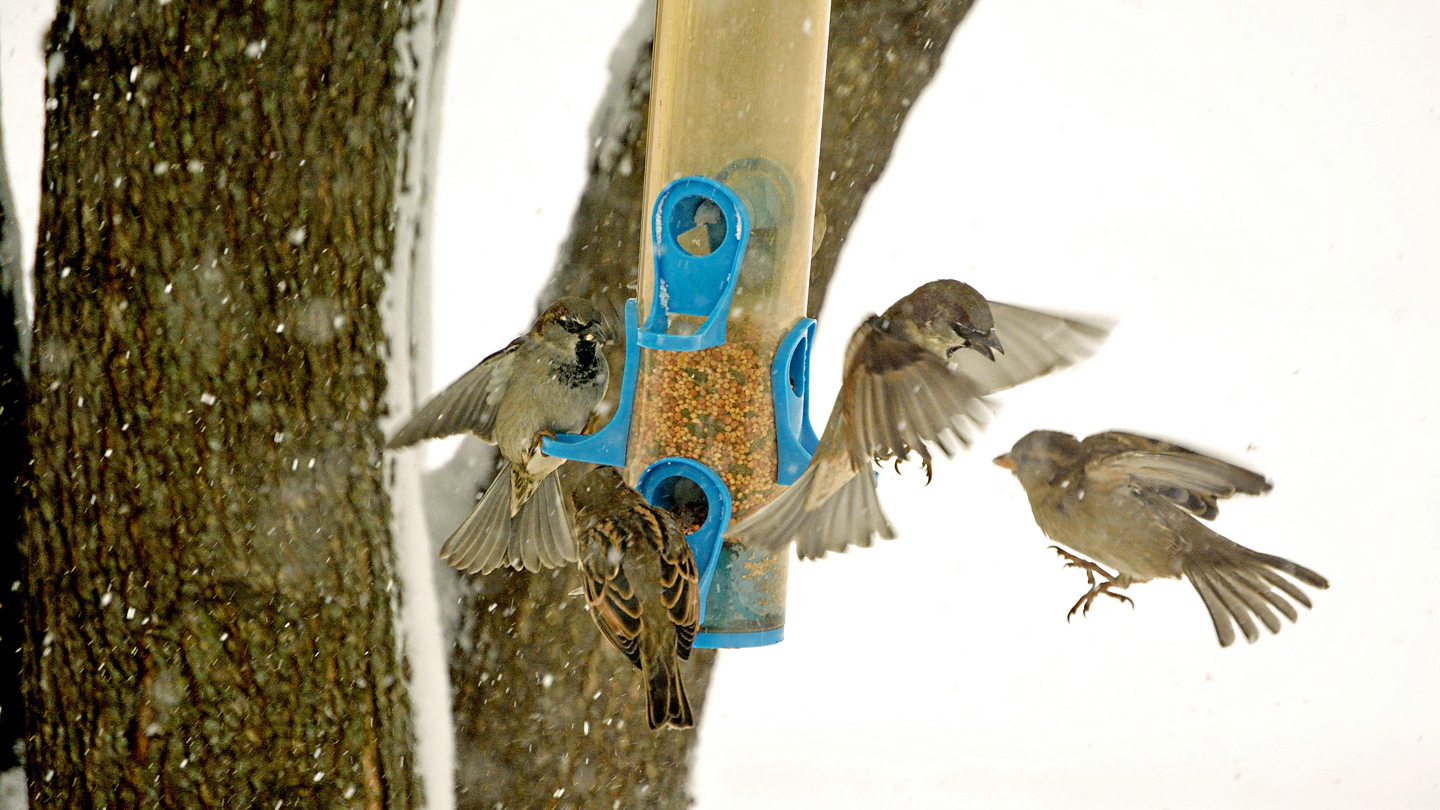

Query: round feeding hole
[671,195,727,256]
[651,474,710,535]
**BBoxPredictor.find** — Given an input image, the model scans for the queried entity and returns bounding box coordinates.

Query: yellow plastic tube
[626,0,831,646]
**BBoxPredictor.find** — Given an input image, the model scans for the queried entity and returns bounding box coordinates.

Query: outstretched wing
[947,302,1112,396]
[387,337,522,448]
[1083,432,1271,520]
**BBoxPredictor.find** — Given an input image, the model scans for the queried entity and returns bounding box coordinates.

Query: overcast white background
[5,1,1439,808]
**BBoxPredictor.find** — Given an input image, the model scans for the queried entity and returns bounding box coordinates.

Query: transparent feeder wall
[627,0,831,647]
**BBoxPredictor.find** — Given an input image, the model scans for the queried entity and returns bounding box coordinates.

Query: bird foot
[1065,580,1135,622]
[1047,546,1134,621]
[532,430,558,454]
[887,454,934,484]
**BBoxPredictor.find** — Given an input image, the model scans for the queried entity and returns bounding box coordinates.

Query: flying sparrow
[728,279,1110,559]
[994,430,1329,647]
[388,297,611,573]
[572,466,700,730]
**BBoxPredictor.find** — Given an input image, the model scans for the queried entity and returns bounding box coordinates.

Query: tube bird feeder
[545,0,830,647]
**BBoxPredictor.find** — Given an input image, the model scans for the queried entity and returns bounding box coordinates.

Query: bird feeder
[544,0,830,647]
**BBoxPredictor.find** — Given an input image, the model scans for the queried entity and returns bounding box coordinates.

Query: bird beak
[992,453,1017,471]
[975,330,1004,359]
[584,324,612,345]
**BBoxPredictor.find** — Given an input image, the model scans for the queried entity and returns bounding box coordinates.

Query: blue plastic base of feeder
[693,627,784,649]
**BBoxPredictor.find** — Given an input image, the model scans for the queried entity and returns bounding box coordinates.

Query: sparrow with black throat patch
[388,297,611,573]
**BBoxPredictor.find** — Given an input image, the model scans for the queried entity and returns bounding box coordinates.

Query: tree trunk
[451,2,978,808]
[22,2,426,807]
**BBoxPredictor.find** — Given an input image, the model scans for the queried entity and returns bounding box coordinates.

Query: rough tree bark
[22,2,428,807]
[450,2,978,808]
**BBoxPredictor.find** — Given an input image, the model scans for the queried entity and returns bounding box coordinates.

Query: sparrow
[994,430,1329,647]
[572,467,700,730]
[388,297,611,573]
[727,279,1111,559]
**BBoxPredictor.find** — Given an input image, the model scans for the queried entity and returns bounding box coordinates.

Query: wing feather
[388,337,522,447]
[1085,431,1271,520]
[947,302,1112,395]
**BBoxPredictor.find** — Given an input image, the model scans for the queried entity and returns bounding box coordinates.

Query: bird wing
[845,317,993,468]
[387,336,522,448]
[1082,431,1272,520]
[578,517,644,670]
[652,506,701,661]
[947,302,1112,396]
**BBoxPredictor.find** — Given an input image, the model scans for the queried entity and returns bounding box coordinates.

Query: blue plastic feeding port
[541,299,640,467]
[639,176,750,352]
[636,457,731,625]
[772,317,820,486]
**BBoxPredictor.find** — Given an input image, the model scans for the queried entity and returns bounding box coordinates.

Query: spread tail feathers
[1184,547,1328,647]
[644,655,694,730]
[439,460,577,573]
[726,464,895,560]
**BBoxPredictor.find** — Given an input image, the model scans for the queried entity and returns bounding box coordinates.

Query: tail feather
[514,472,576,570]
[440,476,514,574]
[1183,546,1328,647]
[1225,565,1299,623]
[644,655,693,731]
[1215,569,1281,635]
[1256,567,1313,609]
[726,464,894,560]
[1187,569,1236,648]
[440,460,576,574]
[1248,550,1329,590]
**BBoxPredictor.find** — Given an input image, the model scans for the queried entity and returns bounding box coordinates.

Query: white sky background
[5,0,1440,808]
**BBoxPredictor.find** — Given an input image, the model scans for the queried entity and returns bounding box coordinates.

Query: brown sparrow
[728,280,1110,559]
[995,430,1329,647]
[572,467,700,730]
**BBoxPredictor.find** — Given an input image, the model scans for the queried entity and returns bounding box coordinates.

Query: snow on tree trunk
[447,2,979,808]
[22,2,426,807]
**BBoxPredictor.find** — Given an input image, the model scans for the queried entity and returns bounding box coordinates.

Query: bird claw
[1048,546,1134,621]
[1065,582,1135,622]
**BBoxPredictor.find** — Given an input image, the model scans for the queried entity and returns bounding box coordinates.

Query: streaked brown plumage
[388,297,611,573]
[572,467,700,730]
[727,279,1111,559]
[995,430,1329,647]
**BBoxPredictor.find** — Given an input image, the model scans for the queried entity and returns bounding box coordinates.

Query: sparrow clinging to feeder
[388,297,611,573]
[572,466,700,730]
[727,279,1111,559]
[994,430,1329,647]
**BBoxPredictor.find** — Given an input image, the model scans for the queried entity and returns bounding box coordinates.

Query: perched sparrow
[388,297,610,573]
[994,430,1329,647]
[572,467,700,730]
[727,279,1110,559]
